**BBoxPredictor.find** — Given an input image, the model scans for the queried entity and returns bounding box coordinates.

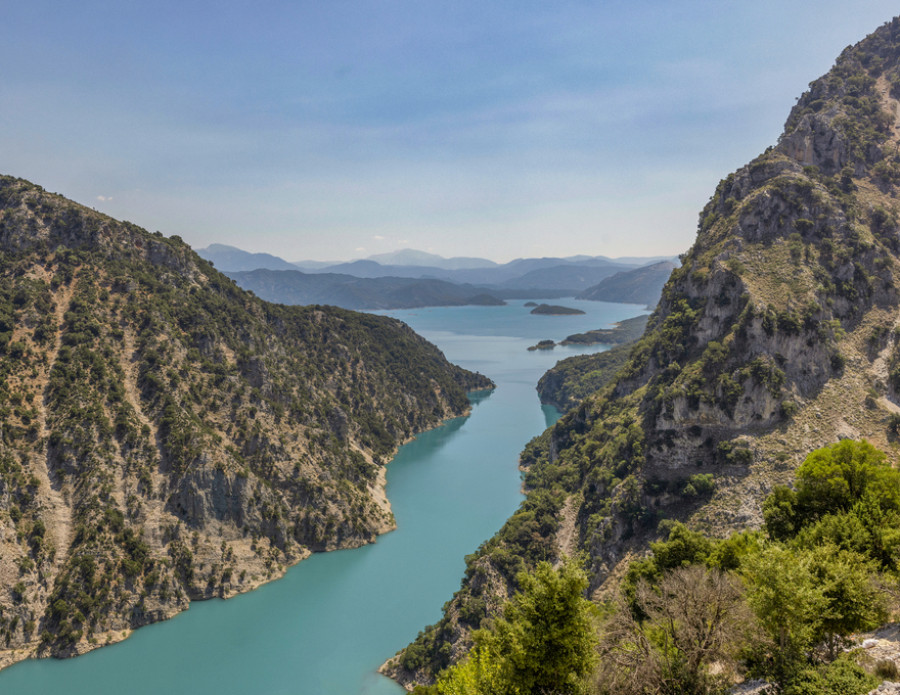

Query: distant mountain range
[576,260,677,305]
[228,269,506,310]
[197,243,301,272]
[197,245,678,309]
[364,249,498,270]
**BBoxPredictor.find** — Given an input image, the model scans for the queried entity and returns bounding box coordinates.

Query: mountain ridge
[388,15,900,689]
[196,244,674,288]
[576,260,677,305]
[0,175,491,669]
[226,268,506,310]
[363,248,498,270]
[195,243,300,272]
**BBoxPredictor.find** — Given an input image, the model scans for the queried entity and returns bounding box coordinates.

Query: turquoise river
[0,299,647,695]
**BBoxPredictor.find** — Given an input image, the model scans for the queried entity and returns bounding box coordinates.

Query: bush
[874,658,900,681]
[831,352,846,372]
[598,566,752,695]
[781,400,799,418]
[783,657,878,695]
[687,473,715,496]
[887,412,900,438]
[435,559,595,695]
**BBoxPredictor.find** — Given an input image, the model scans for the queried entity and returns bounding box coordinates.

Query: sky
[2,2,899,263]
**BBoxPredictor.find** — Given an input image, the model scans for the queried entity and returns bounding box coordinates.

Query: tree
[437,646,511,695]
[623,522,714,608]
[597,565,753,695]
[793,439,895,521]
[764,440,900,556]
[762,485,799,541]
[744,544,827,686]
[805,544,886,658]
[436,558,596,695]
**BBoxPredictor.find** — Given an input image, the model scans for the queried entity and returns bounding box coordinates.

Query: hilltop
[577,260,677,306]
[389,15,900,688]
[0,176,490,668]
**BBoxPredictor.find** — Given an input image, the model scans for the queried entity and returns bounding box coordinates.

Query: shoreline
[0,388,492,676]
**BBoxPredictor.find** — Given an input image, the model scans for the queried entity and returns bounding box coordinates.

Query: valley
[6,7,900,695]
[0,300,645,693]
[390,15,900,695]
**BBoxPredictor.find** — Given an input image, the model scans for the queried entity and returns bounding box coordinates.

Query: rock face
[0,175,491,669]
[390,15,900,688]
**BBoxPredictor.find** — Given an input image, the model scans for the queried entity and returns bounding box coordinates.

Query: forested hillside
[388,15,900,693]
[0,175,490,668]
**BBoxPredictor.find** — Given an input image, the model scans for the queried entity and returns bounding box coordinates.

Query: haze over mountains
[0,175,493,668]
[576,260,678,305]
[390,15,900,690]
[197,244,677,310]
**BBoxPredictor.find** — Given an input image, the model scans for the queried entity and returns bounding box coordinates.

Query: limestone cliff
[0,175,491,668]
[389,15,900,688]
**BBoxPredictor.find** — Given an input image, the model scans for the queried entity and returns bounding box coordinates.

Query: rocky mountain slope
[0,175,491,669]
[388,15,900,688]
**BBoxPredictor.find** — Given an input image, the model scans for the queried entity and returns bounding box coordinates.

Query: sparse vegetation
[412,442,894,695]
[0,174,491,658]
[393,17,900,692]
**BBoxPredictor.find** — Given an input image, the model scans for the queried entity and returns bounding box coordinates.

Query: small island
[523,301,538,307]
[530,304,585,315]
[527,339,556,351]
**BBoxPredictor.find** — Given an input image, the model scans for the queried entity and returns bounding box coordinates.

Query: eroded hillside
[388,16,900,688]
[0,176,491,668]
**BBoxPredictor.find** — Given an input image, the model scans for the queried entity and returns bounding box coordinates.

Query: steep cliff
[0,175,491,668]
[389,16,900,687]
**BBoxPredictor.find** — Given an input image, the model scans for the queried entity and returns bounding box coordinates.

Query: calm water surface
[0,300,646,695]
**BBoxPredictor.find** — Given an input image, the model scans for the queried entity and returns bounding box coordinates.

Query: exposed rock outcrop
[0,175,492,669]
[389,15,900,688]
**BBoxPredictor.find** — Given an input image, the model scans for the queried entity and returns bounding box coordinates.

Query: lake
[0,299,647,695]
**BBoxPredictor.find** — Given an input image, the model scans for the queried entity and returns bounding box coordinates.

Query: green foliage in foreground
[781,656,879,695]
[415,559,596,695]
[418,441,896,695]
[763,439,900,571]
[614,440,893,694]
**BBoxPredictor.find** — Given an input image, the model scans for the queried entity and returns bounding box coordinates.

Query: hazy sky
[2,2,898,263]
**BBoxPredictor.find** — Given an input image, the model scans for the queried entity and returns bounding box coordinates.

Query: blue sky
[2,2,898,263]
